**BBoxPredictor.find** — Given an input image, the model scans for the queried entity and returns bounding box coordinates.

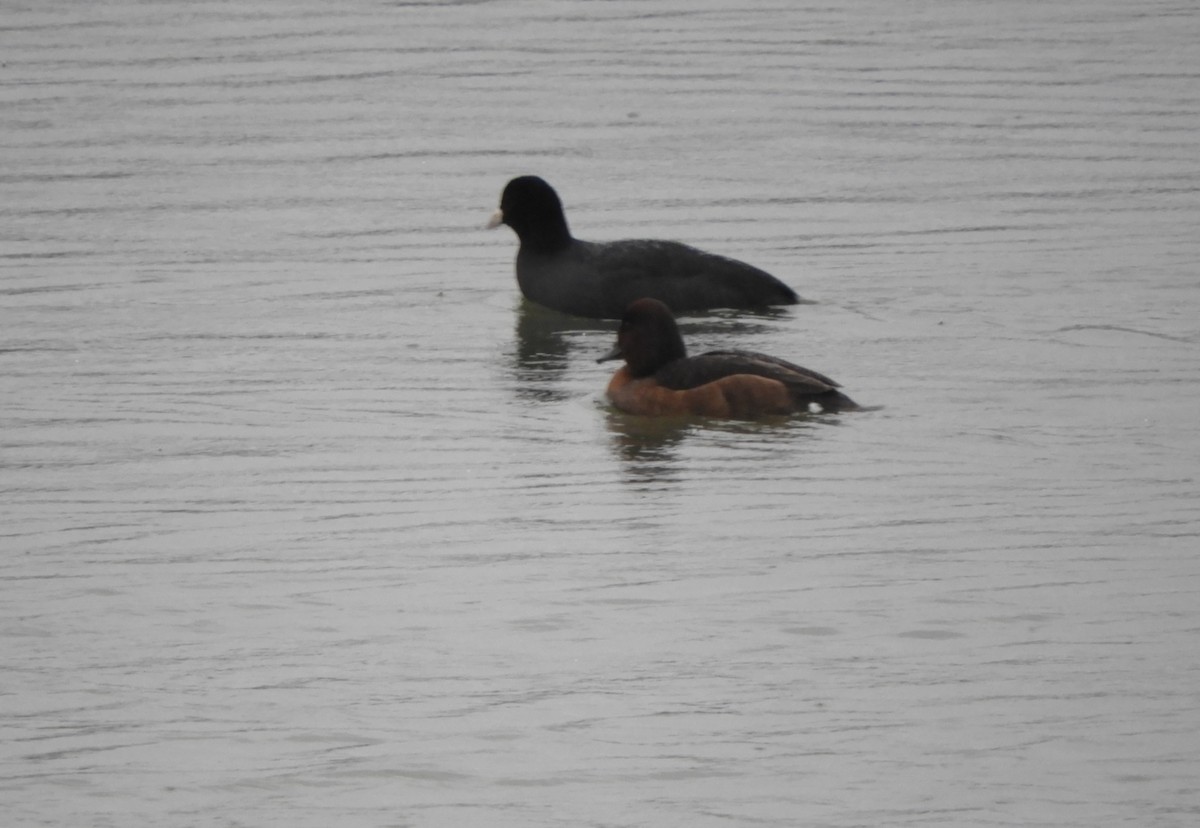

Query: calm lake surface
[3,1,1199,826]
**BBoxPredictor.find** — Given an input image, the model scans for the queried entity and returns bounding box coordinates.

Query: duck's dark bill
[597,344,623,363]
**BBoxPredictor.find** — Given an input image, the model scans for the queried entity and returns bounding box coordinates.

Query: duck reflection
[602,405,821,486]
[602,410,690,486]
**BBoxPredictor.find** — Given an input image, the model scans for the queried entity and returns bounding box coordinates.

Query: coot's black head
[487,175,573,252]
[598,298,688,378]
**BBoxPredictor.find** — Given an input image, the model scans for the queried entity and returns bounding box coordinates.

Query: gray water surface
[4,1,1200,826]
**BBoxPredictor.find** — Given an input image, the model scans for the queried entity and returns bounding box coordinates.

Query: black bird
[488,176,800,319]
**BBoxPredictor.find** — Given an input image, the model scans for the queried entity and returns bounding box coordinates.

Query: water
[3,1,1199,826]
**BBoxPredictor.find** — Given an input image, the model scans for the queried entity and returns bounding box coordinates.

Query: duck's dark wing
[656,350,841,391]
[654,350,858,414]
